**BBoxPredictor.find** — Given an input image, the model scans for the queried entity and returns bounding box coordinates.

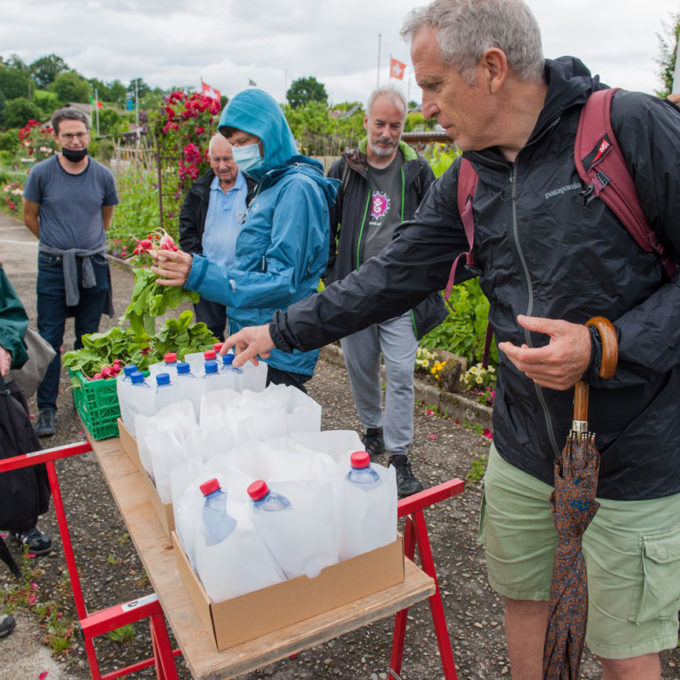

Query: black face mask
[61,147,88,163]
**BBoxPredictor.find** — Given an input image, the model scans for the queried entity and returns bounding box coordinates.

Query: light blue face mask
[232,143,264,173]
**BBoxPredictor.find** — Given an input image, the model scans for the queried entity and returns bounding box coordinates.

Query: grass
[108,623,136,644]
[1,553,77,655]
[467,453,489,483]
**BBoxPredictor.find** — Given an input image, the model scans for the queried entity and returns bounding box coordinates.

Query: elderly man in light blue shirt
[179,134,254,340]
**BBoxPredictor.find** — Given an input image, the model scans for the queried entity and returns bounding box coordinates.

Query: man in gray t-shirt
[324,86,439,497]
[23,106,118,437]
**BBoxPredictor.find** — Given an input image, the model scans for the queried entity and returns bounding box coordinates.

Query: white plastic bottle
[154,372,182,412]
[122,371,156,436]
[199,478,237,544]
[335,451,397,561]
[219,353,243,392]
[192,479,285,600]
[149,352,179,379]
[175,361,201,418]
[240,359,268,393]
[202,360,233,393]
[116,364,138,430]
[248,479,339,579]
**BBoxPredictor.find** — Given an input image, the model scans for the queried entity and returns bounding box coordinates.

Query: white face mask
[231,143,263,173]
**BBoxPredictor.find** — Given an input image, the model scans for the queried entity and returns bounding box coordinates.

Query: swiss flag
[390,58,406,80]
[201,81,221,101]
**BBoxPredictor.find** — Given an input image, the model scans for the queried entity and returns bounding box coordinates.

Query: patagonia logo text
[544,182,582,200]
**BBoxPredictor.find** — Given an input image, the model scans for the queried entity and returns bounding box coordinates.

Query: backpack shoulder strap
[445,157,479,301]
[574,88,677,279]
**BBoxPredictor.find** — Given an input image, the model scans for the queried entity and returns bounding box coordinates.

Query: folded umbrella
[543,316,618,680]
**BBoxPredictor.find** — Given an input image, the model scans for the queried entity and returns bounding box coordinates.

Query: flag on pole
[248,79,257,87]
[201,80,221,101]
[390,58,406,80]
[89,96,103,109]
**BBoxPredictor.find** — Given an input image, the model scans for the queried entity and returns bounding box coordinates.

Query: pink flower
[426,408,434,417]
[454,419,461,424]
[428,434,437,440]
[29,595,37,603]
[483,428,493,440]
[39,672,49,680]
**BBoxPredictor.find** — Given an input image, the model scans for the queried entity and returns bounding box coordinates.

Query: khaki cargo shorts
[478,443,680,659]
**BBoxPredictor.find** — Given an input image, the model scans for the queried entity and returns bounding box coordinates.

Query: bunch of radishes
[91,360,123,381]
[130,228,179,257]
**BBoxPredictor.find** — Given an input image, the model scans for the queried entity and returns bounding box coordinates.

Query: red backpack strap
[446,157,478,303]
[574,88,677,279]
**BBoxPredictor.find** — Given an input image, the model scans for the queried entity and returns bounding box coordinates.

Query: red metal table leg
[390,480,464,680]
[149,610,180,680]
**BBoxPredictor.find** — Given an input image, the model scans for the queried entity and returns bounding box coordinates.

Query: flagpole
[95,88,100,135]
[377,33,382,87]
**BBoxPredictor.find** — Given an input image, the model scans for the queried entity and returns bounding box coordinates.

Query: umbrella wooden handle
[573,317,619,424]
[586,316,618,379]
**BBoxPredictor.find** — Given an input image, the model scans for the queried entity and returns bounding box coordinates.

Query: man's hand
[150,249,193,287]
[222,325,275,367]
[497,315,591,390]
[0,346,12,377]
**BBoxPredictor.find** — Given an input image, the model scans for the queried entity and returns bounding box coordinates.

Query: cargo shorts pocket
[631,523,680,624]
[477,482,487,547]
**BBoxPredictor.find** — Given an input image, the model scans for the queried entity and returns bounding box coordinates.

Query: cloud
[0,0,676,103]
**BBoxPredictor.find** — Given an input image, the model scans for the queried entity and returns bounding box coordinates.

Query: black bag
[0,375,51,575]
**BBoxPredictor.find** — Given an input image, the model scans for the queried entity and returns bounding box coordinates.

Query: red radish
[101,366,114,378]
[93,373,103,380]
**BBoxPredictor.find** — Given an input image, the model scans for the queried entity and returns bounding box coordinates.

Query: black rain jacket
[270,57,680,500]
[325,140,447,339]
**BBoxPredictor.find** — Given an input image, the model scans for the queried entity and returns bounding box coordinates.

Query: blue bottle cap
[123,365,138,377]
[130,371,145,384]
[204,360,218,374]
[156,373,170,385]
[176,362,190,374]
[222,354,235,365]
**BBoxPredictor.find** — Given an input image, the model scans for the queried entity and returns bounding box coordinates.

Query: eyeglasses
[59,132,89,141]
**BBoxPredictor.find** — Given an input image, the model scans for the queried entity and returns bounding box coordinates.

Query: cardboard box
[118,419,174,536]
[117,418,144,472]
[171,531,404,651]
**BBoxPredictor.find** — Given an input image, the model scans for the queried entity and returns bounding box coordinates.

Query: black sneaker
[11,527,52,555]
[0,614,15,638]
[361,427,385,459]
[388,454,424,498]
[35,407,56,437]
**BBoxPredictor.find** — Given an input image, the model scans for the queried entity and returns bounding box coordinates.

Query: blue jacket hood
[218,89,297,179]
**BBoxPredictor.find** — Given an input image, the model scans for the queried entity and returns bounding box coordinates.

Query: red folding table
[0,438,464,679]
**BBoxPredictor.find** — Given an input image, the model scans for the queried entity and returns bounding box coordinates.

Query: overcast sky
[1,1,678,105]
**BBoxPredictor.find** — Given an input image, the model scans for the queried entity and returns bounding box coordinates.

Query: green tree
[107,79,127,107]
[0,64,32,100]
[88,77,111,103]
[286,76,328,109]
[656,12,680,95]
[52,71,90,105]
[33,90,61,119]
[128,77,151,99]
[98,108,126,137]
[2,97,43,128]
[30,54,71,89]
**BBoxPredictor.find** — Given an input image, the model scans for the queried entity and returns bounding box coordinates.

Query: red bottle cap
[164,352,177,363]
[213,342,224,352]
[199,478,220,496]
[350,451,370,469]
[247,480,269,501]
[204,349,217,360]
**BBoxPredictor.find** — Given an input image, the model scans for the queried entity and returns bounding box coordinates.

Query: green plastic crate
[69,368,120,440]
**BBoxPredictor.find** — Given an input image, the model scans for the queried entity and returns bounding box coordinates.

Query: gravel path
[1,212,679,680]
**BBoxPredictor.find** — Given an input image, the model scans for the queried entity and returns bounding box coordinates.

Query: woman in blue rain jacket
[153,89,338,389]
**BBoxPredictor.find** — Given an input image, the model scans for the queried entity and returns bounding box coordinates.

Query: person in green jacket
[0,262,52,555]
